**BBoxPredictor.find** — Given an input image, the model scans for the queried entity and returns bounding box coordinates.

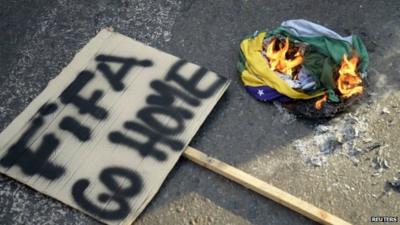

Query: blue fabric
[245,86,293,103]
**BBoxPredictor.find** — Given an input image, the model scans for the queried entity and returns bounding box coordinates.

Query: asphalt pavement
[1,1,399,225]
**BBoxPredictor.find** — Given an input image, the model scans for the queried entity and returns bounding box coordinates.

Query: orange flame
[337,54,363,98]
[315,94,327,110]
[266,38,303,76]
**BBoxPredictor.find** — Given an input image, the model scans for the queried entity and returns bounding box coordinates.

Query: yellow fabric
[240,32,324,100]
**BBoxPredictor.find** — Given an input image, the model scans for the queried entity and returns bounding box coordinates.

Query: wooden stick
[183,146,352,225]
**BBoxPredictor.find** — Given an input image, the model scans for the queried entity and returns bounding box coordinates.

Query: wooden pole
[183,146,352,225]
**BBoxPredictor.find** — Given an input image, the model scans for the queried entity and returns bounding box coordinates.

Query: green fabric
[266,26,368,102]
[327,89,339,102]
[351,35,369,72]
[237,49,246,73]
[302,50,340,102]
[267,27,369,72]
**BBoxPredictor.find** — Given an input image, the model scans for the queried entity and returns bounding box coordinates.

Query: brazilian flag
[237,19,369,103]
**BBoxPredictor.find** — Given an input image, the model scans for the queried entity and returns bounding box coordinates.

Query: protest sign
[0,29,229,225]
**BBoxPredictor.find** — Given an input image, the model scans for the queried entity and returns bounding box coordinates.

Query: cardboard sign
[0,29,229,225]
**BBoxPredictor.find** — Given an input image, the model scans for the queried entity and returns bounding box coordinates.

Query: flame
[265,38,303,76]
[337,54,363,98]
[315,94,327,110]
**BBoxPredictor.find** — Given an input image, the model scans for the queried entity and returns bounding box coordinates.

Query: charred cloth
[238,19,369,118]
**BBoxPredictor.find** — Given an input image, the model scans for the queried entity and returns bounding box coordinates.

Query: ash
[273,101,297,125]
[294,114,370,167]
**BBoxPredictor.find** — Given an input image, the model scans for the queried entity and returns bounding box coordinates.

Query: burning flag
[238,19,369,118]
[265,37,304,76]
[315,94,328,110]
[337,54,363,98]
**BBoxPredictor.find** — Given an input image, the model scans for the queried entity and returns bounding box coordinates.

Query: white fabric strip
[281,19,353,44]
